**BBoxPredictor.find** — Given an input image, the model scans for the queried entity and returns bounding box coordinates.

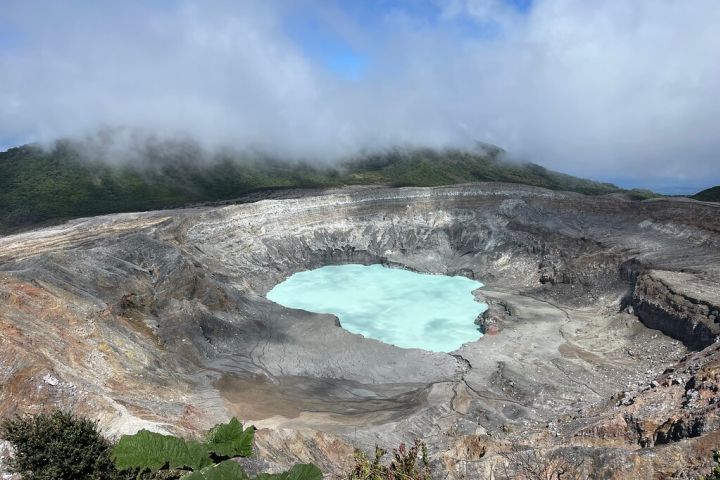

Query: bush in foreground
[0,411,117,480]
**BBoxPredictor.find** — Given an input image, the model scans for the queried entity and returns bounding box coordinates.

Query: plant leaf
[205,418,255,458]
[112,429,213,472]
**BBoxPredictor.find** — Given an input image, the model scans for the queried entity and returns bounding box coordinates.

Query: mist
[1,0,719,192]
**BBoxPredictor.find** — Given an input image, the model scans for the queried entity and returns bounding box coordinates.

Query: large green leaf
[182,460,250,480]
[255,464,323,480]
[205,418,255,458]
[185,440,216,470]
[112,429,213,472]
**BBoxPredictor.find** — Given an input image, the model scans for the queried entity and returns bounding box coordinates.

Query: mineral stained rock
[0,184,718,478]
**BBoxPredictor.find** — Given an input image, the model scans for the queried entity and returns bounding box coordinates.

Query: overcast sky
[1,0,718,193]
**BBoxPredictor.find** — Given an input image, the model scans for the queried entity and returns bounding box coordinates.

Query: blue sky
[0,0,719,194]
[285,0,534,80]
[0,23,24,51]
[284,14,369,81]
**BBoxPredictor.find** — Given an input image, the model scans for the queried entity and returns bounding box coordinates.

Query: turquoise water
[266,264,487,352]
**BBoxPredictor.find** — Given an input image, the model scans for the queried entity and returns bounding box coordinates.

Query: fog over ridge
[1,0,719,192]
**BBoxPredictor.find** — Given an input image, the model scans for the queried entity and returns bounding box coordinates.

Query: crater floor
[0,184,718,478]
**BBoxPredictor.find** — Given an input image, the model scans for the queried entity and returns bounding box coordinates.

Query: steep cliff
[632,271,720,350]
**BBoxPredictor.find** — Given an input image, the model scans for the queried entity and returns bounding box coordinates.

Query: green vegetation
[0,411,118,480]
[346,440,431,480]
[181,461,246,480]
[0,140,635,234]
[112,418,318,479]
[204,417,255,458]
[0,411,321,480]
[112,430,214,472]
[693,186,720,202]
[112,418,255,473]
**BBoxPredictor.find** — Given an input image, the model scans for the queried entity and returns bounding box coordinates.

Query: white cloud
[439,0,522,27]
[0,0,718,189]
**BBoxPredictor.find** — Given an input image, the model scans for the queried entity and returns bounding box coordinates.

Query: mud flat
[0,183,719,478]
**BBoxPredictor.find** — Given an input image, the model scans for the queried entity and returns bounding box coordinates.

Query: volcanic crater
[1,183,719,477]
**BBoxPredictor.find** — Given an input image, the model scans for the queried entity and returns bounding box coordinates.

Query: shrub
[0,410,117,480]
[347,440,430,480]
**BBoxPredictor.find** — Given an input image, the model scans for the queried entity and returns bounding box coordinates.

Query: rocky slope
[0,184,718,478]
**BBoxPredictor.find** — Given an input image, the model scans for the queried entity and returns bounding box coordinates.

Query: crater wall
[0,184,718,478]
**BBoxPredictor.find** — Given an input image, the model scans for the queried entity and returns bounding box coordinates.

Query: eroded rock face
[0,184,718,478]
[633,271,720,350]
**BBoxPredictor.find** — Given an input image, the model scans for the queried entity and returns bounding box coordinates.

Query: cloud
[439,0,525,28]
[0,0,719,191]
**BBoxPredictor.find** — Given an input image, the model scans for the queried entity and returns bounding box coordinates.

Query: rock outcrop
[632,271,720,350]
